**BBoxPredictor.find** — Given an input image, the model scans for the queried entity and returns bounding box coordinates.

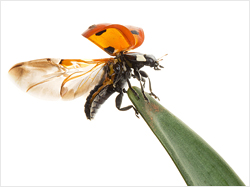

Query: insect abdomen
[84,84,114,120]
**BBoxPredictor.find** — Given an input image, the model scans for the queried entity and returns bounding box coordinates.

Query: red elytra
[82,23,144,56]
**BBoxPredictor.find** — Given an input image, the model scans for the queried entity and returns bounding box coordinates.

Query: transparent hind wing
[59,59,110,100]
[8,58,111,100]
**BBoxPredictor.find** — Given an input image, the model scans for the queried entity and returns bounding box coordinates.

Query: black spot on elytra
[95,29,106,36]
[104,46,115,54]
[59,59,63,64]
[88,24,96,29]
[131,30,139,35]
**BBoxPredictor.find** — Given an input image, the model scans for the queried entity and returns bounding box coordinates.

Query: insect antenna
[156,53,168,69]
[157,53,168,62]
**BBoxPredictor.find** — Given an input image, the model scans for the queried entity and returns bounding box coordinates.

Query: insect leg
[115,92,139,118]
[131,73,145,87]
[139,70,160,101]
[134,70,149,102]
[127,79,140,100]
[141,77,146,88]
[113,64,123,87]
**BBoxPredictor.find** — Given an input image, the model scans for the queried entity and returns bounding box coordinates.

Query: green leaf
[127,86,245,186]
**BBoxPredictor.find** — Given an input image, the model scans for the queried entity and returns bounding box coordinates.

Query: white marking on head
[136,55,146,62]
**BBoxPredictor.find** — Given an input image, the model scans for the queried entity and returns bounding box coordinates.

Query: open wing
[82,23,144,56]
[9,58,111,100]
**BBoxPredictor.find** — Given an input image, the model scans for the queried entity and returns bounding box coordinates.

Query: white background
[1,1,249,186]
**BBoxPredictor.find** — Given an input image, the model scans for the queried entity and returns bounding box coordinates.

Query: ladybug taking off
[8,23,166,120]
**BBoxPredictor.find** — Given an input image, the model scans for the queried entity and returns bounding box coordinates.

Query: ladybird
[8,23,166,120]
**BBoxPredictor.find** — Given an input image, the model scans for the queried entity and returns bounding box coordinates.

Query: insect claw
[135,94,140,100]
[132,89,140,100]
[143,95,150,103]
[135,110,140,118]
[149,92,160,101]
